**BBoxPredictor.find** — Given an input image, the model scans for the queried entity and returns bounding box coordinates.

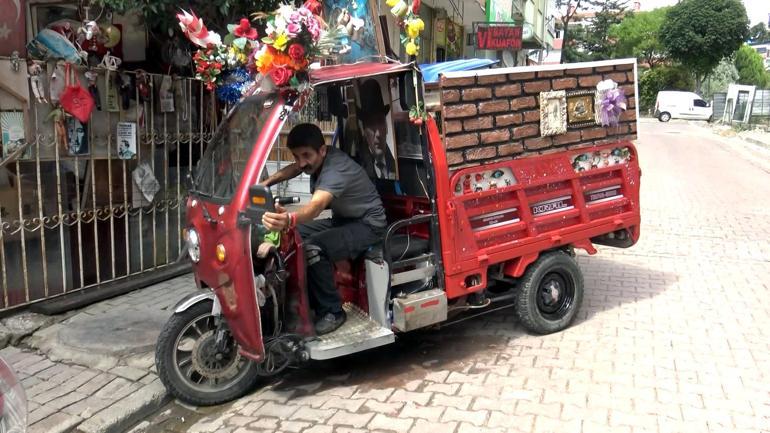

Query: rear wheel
[155,301,261,406]
[658,112,671,122]
[515,251,584,334]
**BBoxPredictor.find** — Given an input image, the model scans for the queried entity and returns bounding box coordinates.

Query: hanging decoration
[598,88,627,127]
[176,0,335,101]
[595,79,627,127]
[216,67,252,105]
[385,0,424,56]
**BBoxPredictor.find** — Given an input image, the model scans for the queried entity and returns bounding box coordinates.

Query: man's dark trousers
[298,219,383,317]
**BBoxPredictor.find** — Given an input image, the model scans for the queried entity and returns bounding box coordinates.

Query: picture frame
[1,110,30,160]
[66,117,89,156]
[352,76,399,180]
[566,90,596,128]
[116,122,137,160]
[539,90,567,137]
[323,0,385,64]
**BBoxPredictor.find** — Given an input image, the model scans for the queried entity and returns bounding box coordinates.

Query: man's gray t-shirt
[311,147,387,228]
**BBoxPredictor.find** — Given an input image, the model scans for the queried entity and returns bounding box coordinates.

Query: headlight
[186,228,200,263]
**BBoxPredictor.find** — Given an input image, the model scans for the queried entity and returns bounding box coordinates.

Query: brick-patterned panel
[439,61,638,170]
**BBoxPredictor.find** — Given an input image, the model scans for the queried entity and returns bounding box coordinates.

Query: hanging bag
[60,63,95,124]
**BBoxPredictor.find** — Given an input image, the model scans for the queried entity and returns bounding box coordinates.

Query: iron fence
[0,63,214,310]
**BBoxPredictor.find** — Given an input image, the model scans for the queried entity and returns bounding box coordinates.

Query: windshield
[195,93,277,200]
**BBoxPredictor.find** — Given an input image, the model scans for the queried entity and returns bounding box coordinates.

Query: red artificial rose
[270,66,293,87]
[287,43,306,62]
[233,18,258,40]
[303,0,322,16]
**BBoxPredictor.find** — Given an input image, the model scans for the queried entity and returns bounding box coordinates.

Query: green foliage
[702,58,739,100]
[562,25,593,63]
[94,0,280,36]
[638,65,695,112]
[749,23,770,44]
[562,0,627,62]
[610,7,669,68]
[734,44,770,87]
[579,0,628,61]
[659,0,749,87]
[556,0,598,64]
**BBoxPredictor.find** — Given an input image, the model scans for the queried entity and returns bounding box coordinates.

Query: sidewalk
[0,274,194,433]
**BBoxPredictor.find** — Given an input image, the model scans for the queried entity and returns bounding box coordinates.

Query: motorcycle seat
[364,234,430,263]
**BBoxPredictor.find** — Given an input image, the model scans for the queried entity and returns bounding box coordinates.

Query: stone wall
[439,61,638,169]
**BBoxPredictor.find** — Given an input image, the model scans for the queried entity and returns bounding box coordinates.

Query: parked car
[654,90,713,122]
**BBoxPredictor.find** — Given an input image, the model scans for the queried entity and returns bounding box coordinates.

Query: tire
[658,112,671,122]
[514,251,584,335]
[155,301,261,406]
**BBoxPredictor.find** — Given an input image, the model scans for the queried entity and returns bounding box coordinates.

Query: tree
[610,7,669,69]
[556,0,599,64]
[749,22,770,44]
[638,65,695,112]
[659,0,749,92]
[734,44,770,87]
[579,0,628,61]
[95,0,280,37]
[702,58,739,100]
[562,24,593,63]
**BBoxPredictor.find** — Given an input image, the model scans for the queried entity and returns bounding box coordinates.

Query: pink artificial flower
[286,22,302,37]
[270,66,293,87]
[305,16,321,41]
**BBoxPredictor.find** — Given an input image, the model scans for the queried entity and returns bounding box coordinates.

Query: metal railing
[0,64,214,310]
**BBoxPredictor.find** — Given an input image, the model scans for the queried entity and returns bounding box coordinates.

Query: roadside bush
[639,65,695,113]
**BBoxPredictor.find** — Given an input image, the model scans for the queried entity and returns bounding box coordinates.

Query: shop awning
[419,58,499,84]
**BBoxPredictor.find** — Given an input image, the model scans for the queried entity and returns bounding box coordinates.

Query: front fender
[174,290,217,314]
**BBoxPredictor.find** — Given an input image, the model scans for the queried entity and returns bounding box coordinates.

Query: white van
[654,91,713,122]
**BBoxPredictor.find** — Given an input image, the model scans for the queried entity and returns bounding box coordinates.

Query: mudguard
[173,290,217,314]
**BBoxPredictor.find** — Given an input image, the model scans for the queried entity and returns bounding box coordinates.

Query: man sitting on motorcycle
[261,123,388,335]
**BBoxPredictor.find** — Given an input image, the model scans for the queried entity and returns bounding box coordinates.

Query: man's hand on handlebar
[262,204,289,232]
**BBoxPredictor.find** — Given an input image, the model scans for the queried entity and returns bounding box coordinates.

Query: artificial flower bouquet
[253,4,323,88]
[177,1,326,103]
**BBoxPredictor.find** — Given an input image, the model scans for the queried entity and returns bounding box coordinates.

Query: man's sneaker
[315,311,346,335]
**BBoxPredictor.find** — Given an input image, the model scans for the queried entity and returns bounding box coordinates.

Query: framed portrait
[1,111,30,160]
[116,122,137,160]
[323,0,385,64]
[539,90,567,137]
[353,76,398,180]
[566,90,596,128]
[66,117,89,156]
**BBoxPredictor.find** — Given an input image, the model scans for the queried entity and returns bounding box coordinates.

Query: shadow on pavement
[271,253,675,395]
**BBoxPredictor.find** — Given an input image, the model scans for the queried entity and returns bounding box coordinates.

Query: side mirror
[398,72,417,111]
[245,184,275,224]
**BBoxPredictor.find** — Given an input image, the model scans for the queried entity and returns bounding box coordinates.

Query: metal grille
[0,65,215,310]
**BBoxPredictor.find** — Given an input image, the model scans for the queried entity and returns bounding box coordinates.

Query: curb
[74,381,171,433]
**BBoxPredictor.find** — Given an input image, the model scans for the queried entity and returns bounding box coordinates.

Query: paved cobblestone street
[134,119,770,433]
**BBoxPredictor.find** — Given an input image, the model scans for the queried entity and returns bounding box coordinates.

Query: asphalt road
[129,118,770,433]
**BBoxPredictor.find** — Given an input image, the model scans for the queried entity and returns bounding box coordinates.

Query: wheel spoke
[177,354,192,369]
[191,323,204,337]
[184,364,196,380]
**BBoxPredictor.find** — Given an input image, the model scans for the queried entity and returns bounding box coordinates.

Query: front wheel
[658,112,671,122]
[515,251,584,334]
[155,301,261,406]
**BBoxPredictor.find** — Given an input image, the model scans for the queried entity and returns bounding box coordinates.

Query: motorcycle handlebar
[275,196,300,206]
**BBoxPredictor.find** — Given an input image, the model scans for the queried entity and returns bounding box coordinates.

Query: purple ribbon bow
[599,88,627,127]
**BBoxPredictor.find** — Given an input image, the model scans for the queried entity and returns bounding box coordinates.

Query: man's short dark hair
[287,123,325,151]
